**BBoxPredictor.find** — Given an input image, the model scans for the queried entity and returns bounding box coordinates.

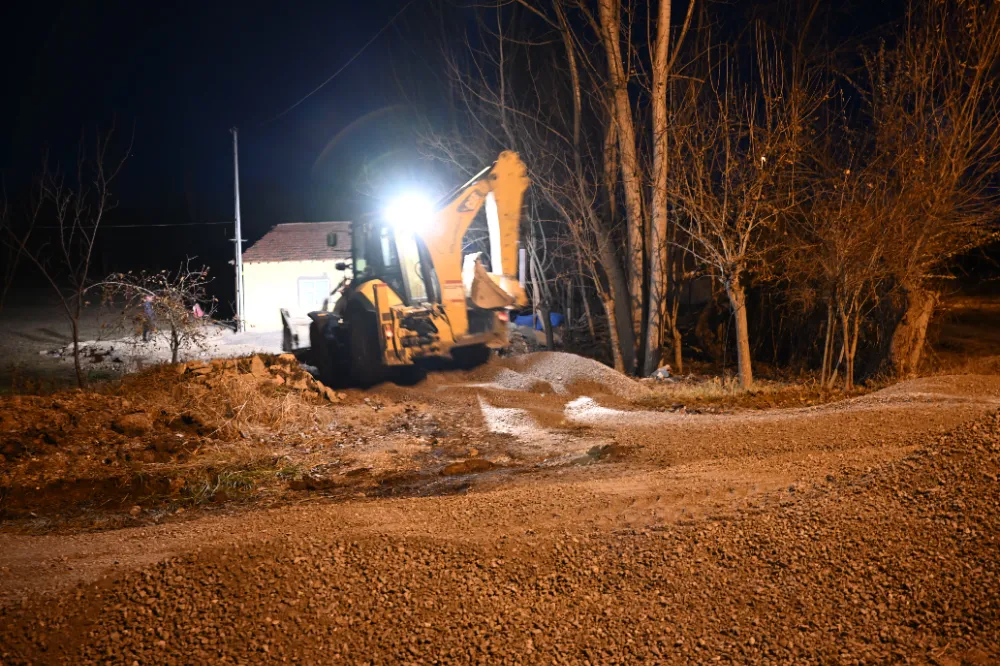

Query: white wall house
[241,222,351,331]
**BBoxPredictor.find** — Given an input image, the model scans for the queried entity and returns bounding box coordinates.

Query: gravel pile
[505,352,647,399]
[3,409,998,664]
[472,367,554,393]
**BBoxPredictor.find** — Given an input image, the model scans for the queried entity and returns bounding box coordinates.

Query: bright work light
[384,192,435,233]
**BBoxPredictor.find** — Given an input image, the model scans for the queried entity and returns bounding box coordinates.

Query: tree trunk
[671,313,683,374]
[598,0,645,366]
[820,302,834,386]
[580,276,596,339]
[840,310,853,391]
[889,287,937,377]
[667,240,685,374]
[541,305,554,350]
[602,120,618,225]
[841,309,860,391]
[695,296,718,360]
[641,0,672,377]
[171,326,181,364]
[596,219,636,371]
[71,318,85,389]
[601,296,625,372]
[850,312,860,389]
[725,279,753,388]
[530,260,553,349]
[827,338,845,390]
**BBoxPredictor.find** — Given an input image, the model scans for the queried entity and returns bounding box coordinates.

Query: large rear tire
[348,308,388,387]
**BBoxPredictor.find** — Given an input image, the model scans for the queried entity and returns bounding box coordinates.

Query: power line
[106,221,233,228]
[261,0,420,126]
[37,221,233,229]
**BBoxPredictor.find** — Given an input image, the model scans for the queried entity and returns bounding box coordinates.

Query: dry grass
[114,365,337,442]
[107,367,339,507]
[635,375,873,410]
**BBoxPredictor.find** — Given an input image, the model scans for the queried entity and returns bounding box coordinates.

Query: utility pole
[231,127,245,332]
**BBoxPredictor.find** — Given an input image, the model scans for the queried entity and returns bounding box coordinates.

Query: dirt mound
[176,353,345,404]
[0,354,350,524]
[3,352,590,529]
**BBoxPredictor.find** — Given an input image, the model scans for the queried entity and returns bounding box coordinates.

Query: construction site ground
[1,339,1000,662]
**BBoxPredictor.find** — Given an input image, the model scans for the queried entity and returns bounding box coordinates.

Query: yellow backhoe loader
[308,151,530,386]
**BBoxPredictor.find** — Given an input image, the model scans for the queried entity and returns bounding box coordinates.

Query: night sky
[2,0,443,301]
[1,0,894,226]
[8,0,987,304]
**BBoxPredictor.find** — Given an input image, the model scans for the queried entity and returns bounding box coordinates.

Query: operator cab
[353,220,439,307]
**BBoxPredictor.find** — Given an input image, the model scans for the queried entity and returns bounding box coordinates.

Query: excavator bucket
[464,253,518,309]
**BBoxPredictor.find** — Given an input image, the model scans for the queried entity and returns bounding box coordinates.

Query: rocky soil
[1,358,999,664]
[0,354,365,526]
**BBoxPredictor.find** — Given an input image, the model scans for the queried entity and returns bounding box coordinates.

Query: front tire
[311,319,343,387]
[452,344,492,369]
[348,308,387,387]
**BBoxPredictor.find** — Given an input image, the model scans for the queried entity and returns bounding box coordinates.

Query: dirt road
[2,371,1000,664]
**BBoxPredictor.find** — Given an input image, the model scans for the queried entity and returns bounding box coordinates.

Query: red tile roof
[242,222,352,263]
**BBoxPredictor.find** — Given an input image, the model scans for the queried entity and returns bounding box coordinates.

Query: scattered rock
[288,377,310,391]
[169,353,338,403]
[250,355,268,377]
[441,459,495,475]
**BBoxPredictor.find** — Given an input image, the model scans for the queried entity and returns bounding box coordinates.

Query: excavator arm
[419,151,529,317]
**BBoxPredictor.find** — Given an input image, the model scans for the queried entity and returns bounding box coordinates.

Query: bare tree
[643,0,697,376]
[409,0,999,388]
[103,261,218,364]
[596,0,646,367]
[864,1,1000,376]
[784,156,888,390]
[671,38,819,388]
[422,0,638,369]
[0,127,133,387]
[426,0,701,374]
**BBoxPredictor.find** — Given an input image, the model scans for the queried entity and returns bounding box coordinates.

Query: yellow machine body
[309,151,529,379]
[350,278,511,367]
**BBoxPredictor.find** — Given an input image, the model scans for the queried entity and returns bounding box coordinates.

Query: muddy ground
[0,344,999,664]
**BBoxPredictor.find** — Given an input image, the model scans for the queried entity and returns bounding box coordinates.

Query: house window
[298,277,330,312]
